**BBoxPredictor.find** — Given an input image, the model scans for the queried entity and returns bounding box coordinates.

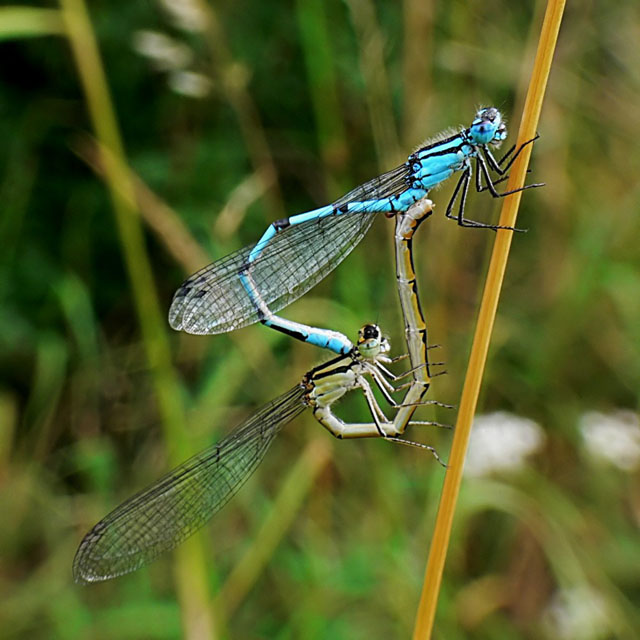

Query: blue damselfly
[169,108,540,355]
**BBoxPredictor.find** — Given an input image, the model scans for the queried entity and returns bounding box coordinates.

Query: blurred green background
[1,0,639,638]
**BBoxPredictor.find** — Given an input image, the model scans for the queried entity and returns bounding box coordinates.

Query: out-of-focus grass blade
[0,392,17,467]
[71,135,212,275]
[24,333,68,460]
[0,7,64,40]
[216,437,332,617]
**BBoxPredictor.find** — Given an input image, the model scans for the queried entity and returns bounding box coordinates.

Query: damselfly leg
[445,135,542,231]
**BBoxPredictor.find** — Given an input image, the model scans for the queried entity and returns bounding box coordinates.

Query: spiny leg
[389,342,440,364]
[359,376,394,435]
[359,374,449,466]
[444,166,517,231]
[444,170,471,226]
[379,436,447,467]
[367,366,402,407]
[376,360,438,384]
[491,134,540,173]
[476,152,541,202]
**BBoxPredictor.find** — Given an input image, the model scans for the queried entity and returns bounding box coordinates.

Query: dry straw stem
[412,0,567,637]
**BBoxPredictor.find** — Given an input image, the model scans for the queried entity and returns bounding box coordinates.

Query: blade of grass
[71,134,212,274]
[412,1,567,637]
[25,334,68,461]
[0,392,17,467]
[192,0,285,221]
[59,1,216,637]
[0,7,63,40]
[401,0,433,147]
[295,0,349,187]
[216,437,332,616]
[345,0,401,167]
[0,117,39,299]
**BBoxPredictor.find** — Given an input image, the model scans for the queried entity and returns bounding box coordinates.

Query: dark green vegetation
[1,1,639,638]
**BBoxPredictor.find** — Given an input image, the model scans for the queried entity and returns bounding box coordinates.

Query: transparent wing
[331,162,409,208]
[169,164,410,334]
[73,385,307,583]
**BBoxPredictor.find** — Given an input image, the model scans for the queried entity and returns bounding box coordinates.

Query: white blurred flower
[132,30,193,71]
[464,412,545,477]
[159,0,209,32]
[168,70,212,98]
[542,586,610,640]
[579,410,640,471]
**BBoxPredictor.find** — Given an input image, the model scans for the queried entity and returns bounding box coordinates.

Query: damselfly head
[357,324,390,360]
[469,107,507,146]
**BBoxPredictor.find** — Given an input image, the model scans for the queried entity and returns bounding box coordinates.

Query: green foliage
[1,0,639,638]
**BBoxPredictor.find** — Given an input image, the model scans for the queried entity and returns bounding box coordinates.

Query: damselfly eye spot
[357,324,390,359]
[361,324,380,341]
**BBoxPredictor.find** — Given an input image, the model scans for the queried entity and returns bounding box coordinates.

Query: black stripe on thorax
[417,131,463,151]
[414,128,475,160]
[311,362,358,381]
[418,141,467,161]
[305,353,353,379]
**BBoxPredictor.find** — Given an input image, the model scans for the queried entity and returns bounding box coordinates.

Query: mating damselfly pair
[74,108,540,582]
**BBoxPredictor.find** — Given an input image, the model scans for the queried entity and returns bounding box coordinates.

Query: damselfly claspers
[169,107,540,355]
[73,323,445,583]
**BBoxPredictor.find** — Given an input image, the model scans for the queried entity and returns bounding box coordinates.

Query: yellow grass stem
[0,7,64,39]
[216,438,332,616]
[412,1,566,637]
[59,1,216,637]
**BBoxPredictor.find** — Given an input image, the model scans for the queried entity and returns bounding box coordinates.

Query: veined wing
[73,385,307,583]
[169,163,410,335]
[331,160,409,208]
